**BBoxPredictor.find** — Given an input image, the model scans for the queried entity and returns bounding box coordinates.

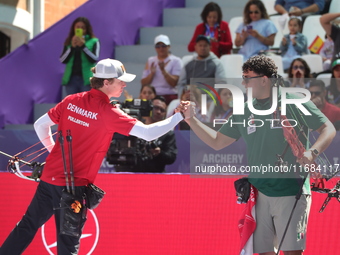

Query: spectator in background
[319,34,334,71]
[127,96,177,173]
[124,84,157,101]
[320,13,340,64]
[286,57,312,88]
[123,84,157,124]
[60,17,100,99]
[280,17,308,70]
[138,84,156,100]
[167,86,190,118]
[274,0,325,16]
[188,2,233,58]
[141,34,182,105]
[167,85,210,130]
[327,58,340,107]
[186,85,210,123]
[178,35,226,98]
[234,0,277,61]
[167,87,190,130]
[208,88,233,122]
[309,79,340,129]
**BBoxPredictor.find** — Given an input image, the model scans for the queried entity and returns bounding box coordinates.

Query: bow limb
[284,105,340,213]
[0,150,45,182]
[0,132,56,182]
[280,114,326,188]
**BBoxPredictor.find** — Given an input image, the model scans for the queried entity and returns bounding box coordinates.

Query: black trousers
[0,181,87,255]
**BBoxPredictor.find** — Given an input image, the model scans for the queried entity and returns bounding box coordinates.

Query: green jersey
[219,92,327,196]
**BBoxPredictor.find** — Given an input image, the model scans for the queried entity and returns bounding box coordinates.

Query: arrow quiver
[58,130,87,237]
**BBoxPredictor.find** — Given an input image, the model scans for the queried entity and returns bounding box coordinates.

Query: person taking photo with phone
[235,0,277,61]
[60,17,100,99]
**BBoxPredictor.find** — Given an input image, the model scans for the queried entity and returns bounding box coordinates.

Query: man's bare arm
[275,4,287,14]
[297,120,336,165]
[184,116,236,151]
[320,13,340,36]
[310,120,336,155]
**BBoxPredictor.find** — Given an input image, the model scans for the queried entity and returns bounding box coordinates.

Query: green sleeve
[218,115,242,140]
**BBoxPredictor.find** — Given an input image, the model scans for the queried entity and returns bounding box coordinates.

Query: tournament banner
[0,173,339,254]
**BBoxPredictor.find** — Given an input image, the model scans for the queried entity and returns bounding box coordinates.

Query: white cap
[93,59,136,82]
[154,34,170,46]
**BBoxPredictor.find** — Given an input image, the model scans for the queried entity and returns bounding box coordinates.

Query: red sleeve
[104,106,138,136]
[218,21,233,55]
[188,23,205,52]
[48,101,63,124]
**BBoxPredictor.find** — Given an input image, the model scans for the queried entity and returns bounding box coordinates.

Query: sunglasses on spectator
[249,10,260,14]
[292,65,305,70]
[153,105,166,113]
[310,91,322,96]
[155,44,168,49]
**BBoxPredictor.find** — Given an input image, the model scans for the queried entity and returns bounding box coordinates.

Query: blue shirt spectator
[235,0,277,61]
[236,19,277,60]
[275,0,325,16]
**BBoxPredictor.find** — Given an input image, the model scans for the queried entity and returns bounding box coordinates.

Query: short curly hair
[242,55,278,78]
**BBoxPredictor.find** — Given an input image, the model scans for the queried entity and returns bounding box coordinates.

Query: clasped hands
[175,101,196,120]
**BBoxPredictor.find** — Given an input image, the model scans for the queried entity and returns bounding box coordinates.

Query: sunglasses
[249,10,260,14]
[242,75,264,83]
[155,44,168,49]
[153,105,166,113]
[292,65,305,70]
[310,91,322,96]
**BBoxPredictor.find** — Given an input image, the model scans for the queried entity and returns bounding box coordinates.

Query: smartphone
[247,25,253,30]
[75,28,83,38]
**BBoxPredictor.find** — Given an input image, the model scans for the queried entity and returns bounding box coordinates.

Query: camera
[146,141,158,150]
[106,134,161,171]
[106,99,157,170]
[113,98,153,119]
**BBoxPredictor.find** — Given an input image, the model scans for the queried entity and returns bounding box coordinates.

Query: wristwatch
[309,148,319,156]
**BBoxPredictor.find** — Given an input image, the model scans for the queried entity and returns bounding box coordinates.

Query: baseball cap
[196,34,210,44]
[154,34,170,45]
[332,58,340,69]
[93,59,136,82]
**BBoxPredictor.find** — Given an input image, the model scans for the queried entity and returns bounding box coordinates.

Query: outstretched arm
[129,112,184,141]
[182,103,236,150]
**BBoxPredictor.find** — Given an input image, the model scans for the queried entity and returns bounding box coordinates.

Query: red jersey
[42,89,137,186]
[321,101,340,124]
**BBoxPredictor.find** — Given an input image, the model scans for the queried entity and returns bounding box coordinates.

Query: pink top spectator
[142,55,182,96]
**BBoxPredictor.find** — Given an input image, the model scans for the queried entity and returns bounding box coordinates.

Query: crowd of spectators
[56,1,340,173]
